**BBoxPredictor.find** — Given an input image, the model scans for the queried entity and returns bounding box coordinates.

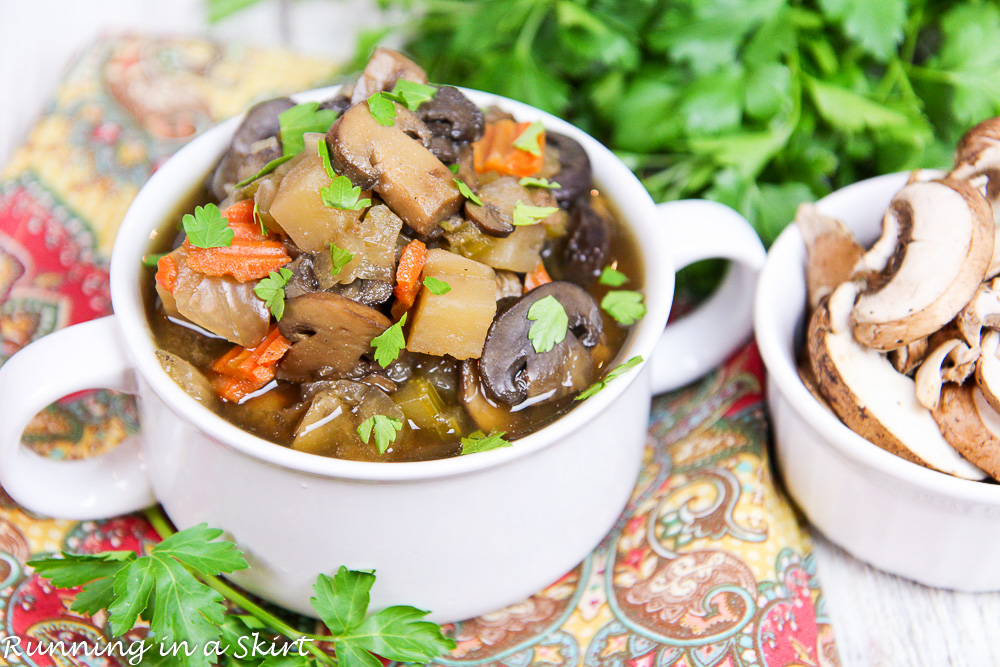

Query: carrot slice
[524,261,552,293]
[394,239,427,312]
[210,326,290,402]
[155,255,178,293]
[473,120,544,177]
[184,240,291,282]
[221,199,256,226]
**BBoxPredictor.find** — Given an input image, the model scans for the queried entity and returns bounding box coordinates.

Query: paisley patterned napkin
[0,35,840,667]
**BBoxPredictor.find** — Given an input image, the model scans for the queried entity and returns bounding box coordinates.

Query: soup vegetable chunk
[144,49,645,462]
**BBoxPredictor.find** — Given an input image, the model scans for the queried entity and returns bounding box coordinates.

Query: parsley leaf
[386,80,438,110]
[460,431,512,455]
[329,244,355,277]
[512,201,558,226]
[253,198,267,235]
[183,204,233,249]
[254,267,293,321]
[234,154,293,188]
[317,136,336,177]
[142,253,165,267]
[601,290,646,326]
[357,415,404,454]
[819,0,905,62]
[448,163,461,174]
[371,312,407,367]
[527,295,568,353]
[339,605,456,664]
[519,176,561,189]
[367,92,398,126]
[311,567,375,635]
[599,266,628,287]
[576,356,644,401]
[423,276,451,295]
[454,178,483,205]
[279,102,339,157]
[323,175,372,210]
[513,121,545,155]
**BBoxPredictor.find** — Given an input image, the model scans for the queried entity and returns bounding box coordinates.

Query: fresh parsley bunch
[27,508,455,667]
[382,0,1000,250]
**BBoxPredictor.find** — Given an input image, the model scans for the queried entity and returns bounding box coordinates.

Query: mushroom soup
[141,49,645,462]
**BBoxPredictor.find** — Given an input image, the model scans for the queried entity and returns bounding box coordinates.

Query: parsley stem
[142,507,338,666]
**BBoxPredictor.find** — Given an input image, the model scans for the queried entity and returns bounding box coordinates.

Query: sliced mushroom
[329,279,394,307]
[417,86,485,163]
[562,198,613,287]
[327,101,462,235]
[957,279,1000,349]
[851,179,994,351]
[545,132,592,207]
[479,281,602,405]
[976,330,1000,414]
[933,385,1000,480]
[283,253,319,300]
[277,292,391,382]
[495,270,523,300]
[795,203,865,309]
[809,281,986,479]
[210,97,295,200]
[459,360,525,433]
[915,339,969,410]
[951,117,1000,180]
[349,48,428,105]
[887,338,928,376]
[465,176,549,237]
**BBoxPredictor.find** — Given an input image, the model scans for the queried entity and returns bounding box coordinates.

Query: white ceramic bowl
[756,171,1000,591]
[0,86,764,620]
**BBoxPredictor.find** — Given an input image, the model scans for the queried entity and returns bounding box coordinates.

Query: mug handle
[652,200,766,394]
[0,316,154,519]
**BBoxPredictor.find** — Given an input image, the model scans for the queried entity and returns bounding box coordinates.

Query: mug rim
[754,170,1000,504]
[110,85,674,482]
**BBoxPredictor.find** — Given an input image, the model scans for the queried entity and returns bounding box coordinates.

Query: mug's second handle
[0,316,154,519]
[652,200,767,394]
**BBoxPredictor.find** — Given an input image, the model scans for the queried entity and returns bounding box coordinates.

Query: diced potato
[406,250,497,360]
[315,204,403,288]
[269,148,370,253]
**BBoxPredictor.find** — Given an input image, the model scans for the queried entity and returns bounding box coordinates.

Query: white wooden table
[3,1,1000,663]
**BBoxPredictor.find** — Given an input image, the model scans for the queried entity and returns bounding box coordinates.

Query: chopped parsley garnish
[460,430,512,455]
[253,199,267,235]
[599,266,628,287]
[527,295,568,354]
[278,102,339,157]
[371,312,407,367]
[253,267,293,321]
[317,136,335,177]
[142,253,165,267]
[358,415,404,454]
[233,154,293,188]
[601,290,646,326]
[367,92,398,126]
[448,163,461,174]
[386,80,438,110]
[512,201,558,226]
[183,204,233,249]
[329,243,354,277]
[576,356,644,401]
[423,276,452,295]
[454,178,483,206]
[322,175,372,211]
[512,121,545,156]
[519,176,561,189]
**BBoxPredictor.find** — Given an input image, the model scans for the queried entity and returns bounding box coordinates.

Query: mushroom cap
[479,281,602,405]
[809,282,986,479]
[851,179,994,351]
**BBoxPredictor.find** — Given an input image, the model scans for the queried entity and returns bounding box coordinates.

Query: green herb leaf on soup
[519,176,561,189]
[357,415,404,454]
[460,431,512,454]
[254,267,293,321]
[454,178,483,205]
[599,266,628,287]
[367,92,398,126]
[142,253,165,267]
[576,356,644,401]
[513,121,545,155]
[512,201,558,226]
[448,163,461,174]
[183,204,233,249]
[323,175,372,211]
[234,154,293,188]
[601,290,646,326]
[318,136,336,177]
[423,276,452,295]
[253,199,267,235]
[279,102,339,157]
[527,295,568,353]
[329,244,355,277]
[386,80,439,110]
[371,312,407,368]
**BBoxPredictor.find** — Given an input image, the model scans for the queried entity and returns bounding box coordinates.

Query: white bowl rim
[755,170,1000,504]
[110,85,674,483]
